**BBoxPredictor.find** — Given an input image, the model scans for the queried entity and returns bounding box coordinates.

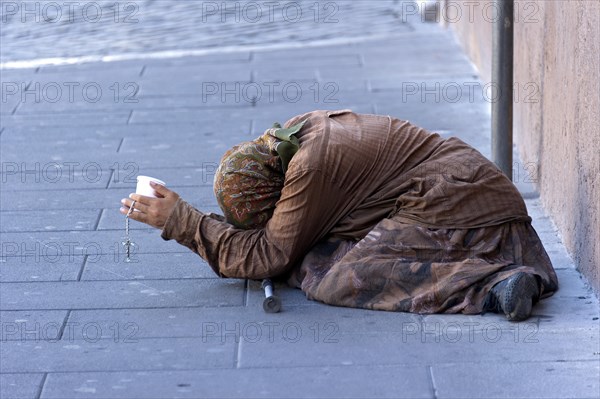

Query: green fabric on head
[271,119,306,173]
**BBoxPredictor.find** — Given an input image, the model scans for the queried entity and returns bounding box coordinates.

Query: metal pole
[261,279,281,313]
[491,0,514,180]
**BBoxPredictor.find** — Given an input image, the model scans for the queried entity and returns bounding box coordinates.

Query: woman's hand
[120,182,180,229]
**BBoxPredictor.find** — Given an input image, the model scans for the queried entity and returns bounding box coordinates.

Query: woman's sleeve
[161,167,348,279]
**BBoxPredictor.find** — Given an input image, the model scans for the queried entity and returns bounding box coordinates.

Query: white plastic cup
[135,176,166,198]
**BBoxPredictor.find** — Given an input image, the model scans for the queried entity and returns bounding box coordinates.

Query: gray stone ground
[1,6,599,399]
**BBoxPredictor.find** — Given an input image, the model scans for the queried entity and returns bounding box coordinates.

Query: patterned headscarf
[214,120,307,229]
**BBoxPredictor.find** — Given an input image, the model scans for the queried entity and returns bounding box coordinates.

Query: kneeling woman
[120,110,558,321]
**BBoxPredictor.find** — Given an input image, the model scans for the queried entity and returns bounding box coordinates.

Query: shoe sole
[502,272,539,322]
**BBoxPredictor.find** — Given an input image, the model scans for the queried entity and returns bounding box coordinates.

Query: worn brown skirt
[290,217,559,314]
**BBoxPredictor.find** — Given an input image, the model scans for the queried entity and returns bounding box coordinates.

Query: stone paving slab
[271,55,364,75]
[1,95,21,115]
[363,49,472,68]
[64,303,422,341]
[7,82,145,116]
[533,295,600,331]
[530,216,560,234]
[545,246,577,270]
[0,120,253,142]
[1,138,121,162]
[142,63,252,80]
[114,140,248,168]
[128,106,255,125]
[252,65,320,81]
[371,93,491,145]
[422,293,600,334]
[1,72,35,101]
[251,46,360,62]
[0,248,220,283]
[35,53,250,74]
[0,337,235,373]
[319,60,475,82]
[552,268,598,297]
[0,373,45,399]
[238,328,599,369]
[420,313,548,336]
[0,256,83,283]
[0,187,217,211]
[0,209,101,233]
[253,101,476,136]
[39,365,433,399]
[32,64,144,78]
[256,87,373,109]
[0,310,68,341]
[0,170,113,191]
[136,53,252,68]
[80,252,216,281]
[432,361,600,399]
[0,111,131,129]
[16,99,141,115]
[132,94,250,110]
[137,80,250,97]
[316,75,371,91]
[253,51,363,66]
[0,279,245,311]
[369,75,485,92]
[528,205,554,222]
[135,103,365,130]
[108,166,218,193]
[355,31,464,49]
[106,166,216,188]
[0,229,190,259]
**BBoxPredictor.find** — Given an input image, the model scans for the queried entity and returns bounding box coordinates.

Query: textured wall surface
[445,0,600,292]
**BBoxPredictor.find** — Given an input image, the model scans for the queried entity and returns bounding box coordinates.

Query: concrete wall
[442,0,599,291]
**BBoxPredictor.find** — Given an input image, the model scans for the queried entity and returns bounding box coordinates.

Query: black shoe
[483,272,540,321]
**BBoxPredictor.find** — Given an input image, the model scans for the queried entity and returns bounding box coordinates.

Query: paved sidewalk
[1,11,599,399]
